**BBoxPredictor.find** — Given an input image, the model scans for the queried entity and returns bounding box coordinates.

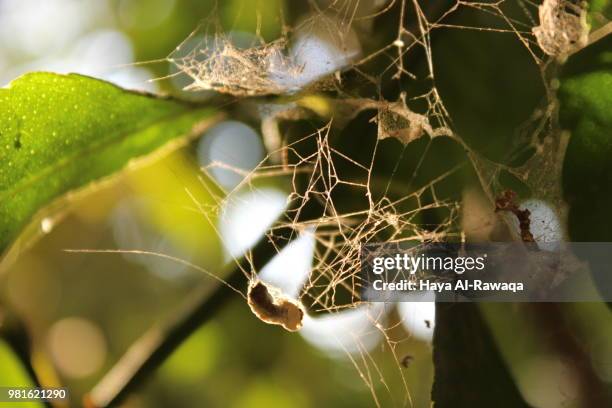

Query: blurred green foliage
[0,339,44,408]
[561,36,612,241]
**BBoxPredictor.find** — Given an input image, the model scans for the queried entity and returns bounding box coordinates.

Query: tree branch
[84,222,297,408]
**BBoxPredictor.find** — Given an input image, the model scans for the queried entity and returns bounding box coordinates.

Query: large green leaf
[0,72,218,255]
[561,36,612,240]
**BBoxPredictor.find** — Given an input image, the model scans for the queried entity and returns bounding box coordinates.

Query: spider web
[157,0,601,405]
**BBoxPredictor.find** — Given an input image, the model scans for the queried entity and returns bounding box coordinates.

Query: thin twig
[83,222,297,408]
[568,21,612,58]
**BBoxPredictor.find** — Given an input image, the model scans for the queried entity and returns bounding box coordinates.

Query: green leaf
[561,36,612,240]
[0,339,45,408]
[0,72,218,255]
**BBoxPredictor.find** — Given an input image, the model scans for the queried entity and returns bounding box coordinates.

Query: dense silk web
[157,1,602,405]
